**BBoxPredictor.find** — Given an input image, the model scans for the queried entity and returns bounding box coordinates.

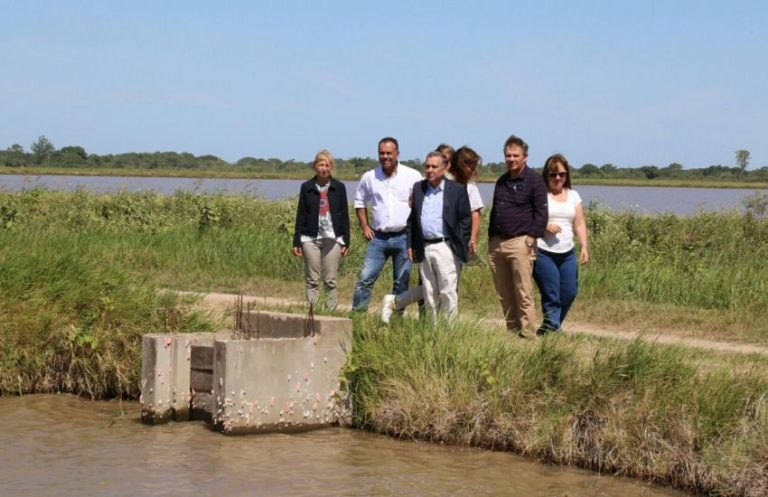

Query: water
[0,395,684,497]
[0,174,763,216]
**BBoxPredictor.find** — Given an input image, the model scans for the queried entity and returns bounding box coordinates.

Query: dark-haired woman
[448,146,484,257]
[532,154,589,334]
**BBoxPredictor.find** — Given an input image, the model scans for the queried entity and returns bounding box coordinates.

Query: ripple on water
[0,395,684,497]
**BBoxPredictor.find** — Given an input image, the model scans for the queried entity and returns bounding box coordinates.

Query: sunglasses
[548,172,567,178]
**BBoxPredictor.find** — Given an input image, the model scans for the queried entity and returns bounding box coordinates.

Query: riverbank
[347,315,768,497]
[3,165,767,189]
[1,190,766,496]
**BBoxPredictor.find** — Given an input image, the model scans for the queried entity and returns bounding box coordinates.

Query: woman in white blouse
[532,153,589,334]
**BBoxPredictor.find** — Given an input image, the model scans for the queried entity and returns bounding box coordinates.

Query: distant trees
[639,165,659,179]
[736,149,750,178]
[579,163,602,176]
[54,146,88,167]
[660,162,683,178]
[31,135,55,165]
[0,137,765,184]
[1,144,27,167]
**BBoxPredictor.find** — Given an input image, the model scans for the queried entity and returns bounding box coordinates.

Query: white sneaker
[381,294,396,323]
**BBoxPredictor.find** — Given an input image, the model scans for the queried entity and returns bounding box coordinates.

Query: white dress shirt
[353,163,422,232]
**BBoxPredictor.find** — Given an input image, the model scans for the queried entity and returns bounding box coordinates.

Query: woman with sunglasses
[532,153,590,334]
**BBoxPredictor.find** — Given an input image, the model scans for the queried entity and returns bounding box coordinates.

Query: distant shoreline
[2,166,767,190]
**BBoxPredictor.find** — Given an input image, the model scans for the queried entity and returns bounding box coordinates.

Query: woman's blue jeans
[532,248,578,333]
[352,231,412,311]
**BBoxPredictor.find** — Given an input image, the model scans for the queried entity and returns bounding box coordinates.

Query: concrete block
[140,332,225,424]
[140,312,353,434]
[213,312,352,434]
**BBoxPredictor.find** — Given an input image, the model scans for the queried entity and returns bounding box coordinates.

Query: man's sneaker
[381,294,396,323]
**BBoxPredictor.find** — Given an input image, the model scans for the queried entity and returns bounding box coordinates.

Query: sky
[1,0,766,169]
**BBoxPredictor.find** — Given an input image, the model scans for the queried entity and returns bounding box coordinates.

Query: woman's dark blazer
[292,177,350,248]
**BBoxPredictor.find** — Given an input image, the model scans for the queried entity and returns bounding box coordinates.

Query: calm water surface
[0,395,684,497]
[0,174,762,215]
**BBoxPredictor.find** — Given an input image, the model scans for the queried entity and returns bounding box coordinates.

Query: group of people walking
[291,134,589,336]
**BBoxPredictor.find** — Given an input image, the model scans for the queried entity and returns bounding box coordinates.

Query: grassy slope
[1,189,766,496]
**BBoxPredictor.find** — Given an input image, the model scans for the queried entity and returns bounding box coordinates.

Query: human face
[440,151,452,168]
[460,160,477,181]
[314,158,332,183]
[504,145,527,175]
[547,164,568,192]
[378,141,400,176]
[424,156,446,187]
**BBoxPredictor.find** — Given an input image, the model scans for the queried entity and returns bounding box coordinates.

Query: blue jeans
[352,231,412,311]
[532,248,578,333]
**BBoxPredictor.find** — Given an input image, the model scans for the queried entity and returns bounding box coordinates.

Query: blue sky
[1,1,766,169]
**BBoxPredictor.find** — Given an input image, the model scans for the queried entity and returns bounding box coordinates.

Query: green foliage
[347,315,768,496]
[582,204,768,313]
[743,191,768,218]
[0,227,211,399]
[4,138,768,183]
[735,149,750,172]
[30,135,55,165]
[53,146,88,167]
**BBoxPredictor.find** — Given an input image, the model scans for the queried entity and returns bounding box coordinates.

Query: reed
[0,228,211,398]
[2,189,767,495]
[1,189,766,342]
[345,315,768,497]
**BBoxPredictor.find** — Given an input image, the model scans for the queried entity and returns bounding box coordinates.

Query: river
[0,395,685,497]
[0,174,763,215]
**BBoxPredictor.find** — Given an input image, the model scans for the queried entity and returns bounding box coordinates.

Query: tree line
[2,136,766,183]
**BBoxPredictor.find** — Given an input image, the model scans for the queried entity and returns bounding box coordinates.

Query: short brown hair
[503,134,528,156]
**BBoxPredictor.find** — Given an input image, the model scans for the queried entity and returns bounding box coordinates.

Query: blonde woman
[292,150,350,311]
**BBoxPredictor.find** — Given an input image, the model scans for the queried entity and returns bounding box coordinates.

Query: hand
[361,226,374,241]
[469,240,477,257]
[545,223,561,235]
[292,246,302,257]
[525,236,536,254]
[340,246,350,257]
[580,248,590,265]
[407,248,413,262]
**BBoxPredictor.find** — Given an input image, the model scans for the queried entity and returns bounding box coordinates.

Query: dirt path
[176,290,768,357]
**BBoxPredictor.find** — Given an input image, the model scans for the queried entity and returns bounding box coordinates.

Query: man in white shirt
[352,137,423,311]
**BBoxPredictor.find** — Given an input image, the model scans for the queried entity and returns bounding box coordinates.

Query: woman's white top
[537,189,581,253]
[467,181,484,212]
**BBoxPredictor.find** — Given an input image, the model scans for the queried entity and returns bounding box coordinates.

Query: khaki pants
[420,241,461,323]
[302,238,342,311]
[488,235,537,335]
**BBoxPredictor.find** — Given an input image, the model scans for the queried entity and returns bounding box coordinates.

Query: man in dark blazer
[407,151,472,322]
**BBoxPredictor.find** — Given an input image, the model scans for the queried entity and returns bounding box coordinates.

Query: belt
[374,229,406,238]
[497,233,527,240]
[424,237,448,245]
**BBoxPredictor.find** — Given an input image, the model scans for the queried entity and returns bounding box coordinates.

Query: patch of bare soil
[177,290,768,357]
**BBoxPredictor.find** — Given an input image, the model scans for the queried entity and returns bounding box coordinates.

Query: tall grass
[1,189,767,399]
[584,206,768,313]
[346,315,768,496]
[2,189,767,494]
